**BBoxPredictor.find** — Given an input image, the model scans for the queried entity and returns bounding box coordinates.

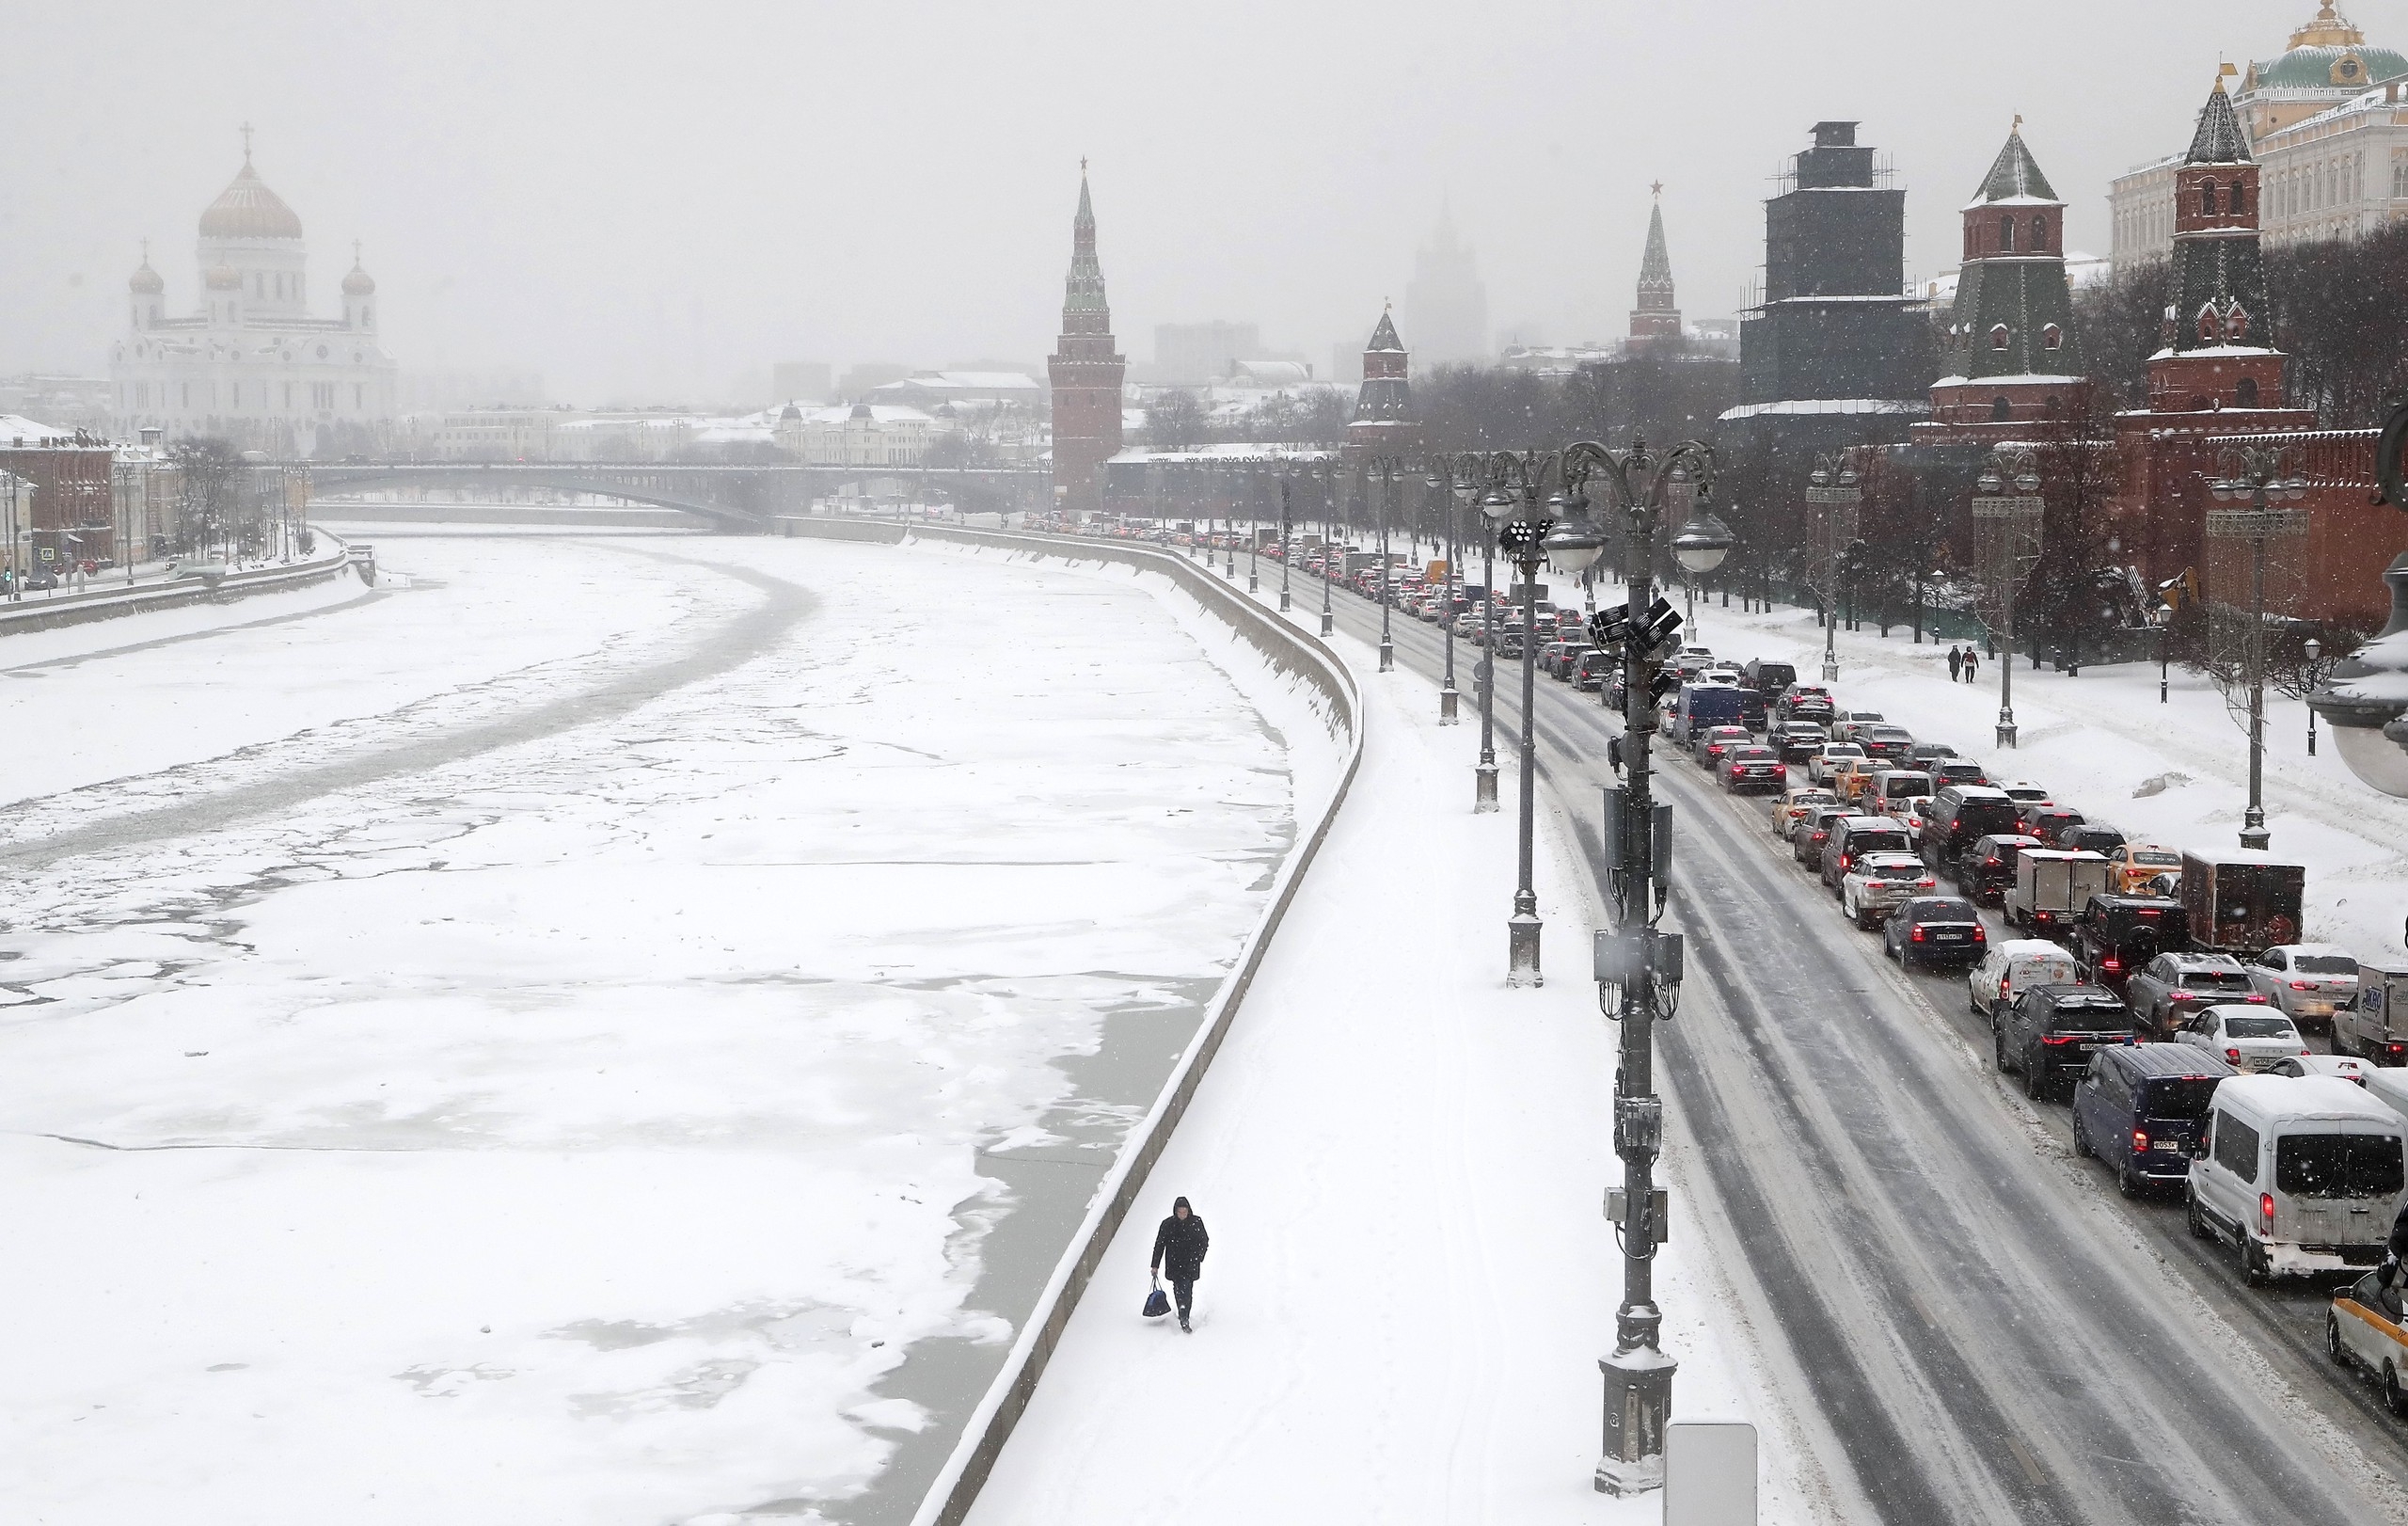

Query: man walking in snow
[1947,644,1963,682]
[1150,1196,1209,1333]
[1962,649,1979,684]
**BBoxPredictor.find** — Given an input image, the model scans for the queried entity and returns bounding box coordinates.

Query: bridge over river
[306,460,1052,529]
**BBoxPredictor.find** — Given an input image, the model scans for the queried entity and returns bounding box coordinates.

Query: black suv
[1774,685,1836,725]
[1995,983,2137,1103]
[1957,832,2044,904]
[1883,895,1988,970]
[1922,786,2025,874]
[2060,823,2126,857]
[2068,895,2185,993]
[1744,660,1798,698]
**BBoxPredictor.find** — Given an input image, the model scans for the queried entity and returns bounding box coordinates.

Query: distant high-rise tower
[1628,186,1683,347]
[1919,122,2089,437]
[1048,166,1125,517]
[1403,201,1489,368]
[1348,307,1418,453]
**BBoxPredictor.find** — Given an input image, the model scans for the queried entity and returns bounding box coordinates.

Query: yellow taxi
[2106,843,2183,896]
[1774,785,1839,841]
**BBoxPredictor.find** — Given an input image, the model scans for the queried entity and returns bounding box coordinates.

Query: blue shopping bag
[1142,1279,1171,1319]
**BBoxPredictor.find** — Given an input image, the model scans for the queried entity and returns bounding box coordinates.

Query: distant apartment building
[774,403,936,467]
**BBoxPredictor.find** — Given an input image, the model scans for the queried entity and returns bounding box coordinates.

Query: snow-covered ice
[0,533,1333,1526]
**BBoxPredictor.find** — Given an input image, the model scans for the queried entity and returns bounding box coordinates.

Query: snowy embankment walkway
[1669,594,2408,962]
[960,603,1814,1526]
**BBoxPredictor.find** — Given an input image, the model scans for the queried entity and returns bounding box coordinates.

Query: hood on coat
[1173,1196,1193,1216]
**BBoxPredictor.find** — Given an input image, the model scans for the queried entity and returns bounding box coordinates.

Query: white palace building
[109,137,398,455]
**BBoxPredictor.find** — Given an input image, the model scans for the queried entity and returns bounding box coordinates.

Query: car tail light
[2289,980,2313,991]
[2133,1129,2152,1153]
[1986,856,2001,866]
[2260,1193,2275,1232]
[1972,928,1987,942]
[1912,926,1927,942]
[2036,911,2053,923]
[1917,878,1934,888]
[2000,978,2012,997]
[2244,994,2267,1004]
[1839,854,1853,870]
[2042,1033,2083,1045]
[2301,1049,2312,1057]
[2226,1047,2242,1062]
[2101,958,2121,972]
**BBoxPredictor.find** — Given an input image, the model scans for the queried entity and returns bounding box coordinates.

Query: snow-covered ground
[962,593,1817,1526]
[0,532,1334,1526]
[1671,594,2408,963]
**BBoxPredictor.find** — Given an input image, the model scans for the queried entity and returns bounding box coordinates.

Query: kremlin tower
[1915,122,2089,441]
[1047,165,1126,518]
[1628,188,1682,347]
[1347,307,1418,455]
[2109,73,2316,589]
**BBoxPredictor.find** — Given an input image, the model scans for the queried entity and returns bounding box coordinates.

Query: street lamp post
[1671,512,1735,644]
[1577,432,1717,1496]
[1277,476,1293,612]
[1320,469,1338,638]
[1805,455,1861,681]
[1426,453,1483,726]
[1475,456,1591,984]
[2304,636,2343,755]
[1972,448,2045,750]
[2209,448,2309,850]
[1364,454,1406,673]
[1474,487,1503,812]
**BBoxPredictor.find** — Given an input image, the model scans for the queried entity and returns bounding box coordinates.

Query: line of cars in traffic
[1666,644,2408,1412]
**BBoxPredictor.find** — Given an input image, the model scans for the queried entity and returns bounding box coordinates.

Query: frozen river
[0,531,1317,1526]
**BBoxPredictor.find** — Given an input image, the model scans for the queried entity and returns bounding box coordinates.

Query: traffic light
[1640,596,1683,657]
[1589,610,1630,647]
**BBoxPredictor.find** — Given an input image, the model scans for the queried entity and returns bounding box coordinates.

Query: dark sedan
[1884,896,1988,970]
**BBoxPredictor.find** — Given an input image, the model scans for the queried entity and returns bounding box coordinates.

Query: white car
[1806,742,1868,787]
[2247,944,2360,1028]
[1841,851,1935,930]
[1696,669,1742,688]
[2265,1053,2369,1084]
[1996,780,2051,807]
[1968,938,2081,1018]
[2172,1004,2310,1072]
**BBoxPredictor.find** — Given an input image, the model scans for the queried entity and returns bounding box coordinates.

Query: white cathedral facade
[109,144,398,456]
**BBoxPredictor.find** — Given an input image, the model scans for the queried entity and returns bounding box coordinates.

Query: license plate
[1933,930,1969,942]
[2300,1000,2334,1016]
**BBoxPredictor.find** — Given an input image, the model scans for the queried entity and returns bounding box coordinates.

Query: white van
[1968,938,2081,1018]
[2187,1074,2408,1284]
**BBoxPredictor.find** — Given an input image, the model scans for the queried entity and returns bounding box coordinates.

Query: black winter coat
[1151,1209,1210,1281]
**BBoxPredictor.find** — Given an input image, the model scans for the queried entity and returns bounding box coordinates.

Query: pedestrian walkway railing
[898,525,1366,1526]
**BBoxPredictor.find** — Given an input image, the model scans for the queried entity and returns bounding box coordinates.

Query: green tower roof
[1967,126,2059,206]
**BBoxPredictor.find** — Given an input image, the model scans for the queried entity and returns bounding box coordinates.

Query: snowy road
[1316,580,2408,1526]
[0,533,1324,1526]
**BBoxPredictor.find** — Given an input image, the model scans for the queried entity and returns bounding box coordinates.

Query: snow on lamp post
[1805,455,1861,681]
[1576,431,1714,1498]
[2207,446,2309,850]
[1361,453,1409,673]
[1972,448,2045,750]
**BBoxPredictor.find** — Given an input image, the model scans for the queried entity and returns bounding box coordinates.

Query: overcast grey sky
[0,0,2324,404]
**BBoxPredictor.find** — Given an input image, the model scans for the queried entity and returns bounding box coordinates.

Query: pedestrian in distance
[1947,644,1964,682]
[1150,1195,1209,1333]
[1963,649,1980,684]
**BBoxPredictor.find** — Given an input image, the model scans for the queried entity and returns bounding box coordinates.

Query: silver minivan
[2187,1074,2408,1284]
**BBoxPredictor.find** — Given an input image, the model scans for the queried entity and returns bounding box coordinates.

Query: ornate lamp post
[1972,448,2045,749]
[2301,636,2345,755]
[1473,485,1505,812]
[1805,455,1861,680]
[1425,453,1483,725]
[2208,446,2309,849]
[1320,468,1339,638]
[1362,453,1409,672]
[1577,431,1716,1497]
[1476,455,1593,985]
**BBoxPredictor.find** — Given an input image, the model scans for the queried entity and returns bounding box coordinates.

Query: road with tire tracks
[1305,573,2408,1526]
